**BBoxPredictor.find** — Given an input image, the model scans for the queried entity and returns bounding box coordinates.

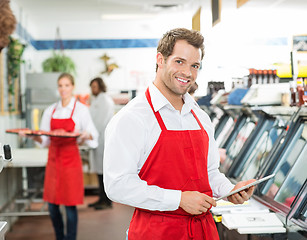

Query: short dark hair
[58,72,75,85]
[156,28,205,71]
[188,82,199,95]
[90,77,107,92]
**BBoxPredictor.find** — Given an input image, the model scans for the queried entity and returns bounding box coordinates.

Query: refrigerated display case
[253,108,307,220]
[219,107,258,173]
[227,110,289,180]
[214,105,241,147]
[287,180,307,231]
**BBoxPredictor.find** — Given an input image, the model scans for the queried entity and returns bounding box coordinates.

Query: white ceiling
[12,0,307,23]
[13,0,197,22]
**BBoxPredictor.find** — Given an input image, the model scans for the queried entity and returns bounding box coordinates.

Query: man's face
[158,40,201,97]
[90,81,100,96]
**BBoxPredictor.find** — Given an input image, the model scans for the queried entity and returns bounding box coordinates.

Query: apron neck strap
[70,99,77,118]
[145,88,205,131]
[145,88,167,131]
[51,99,77,119]
[191,109,205,130]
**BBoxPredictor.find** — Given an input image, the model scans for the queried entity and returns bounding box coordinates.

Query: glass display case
[254,110,307,219]
[228,111,288,180]
[287,180,307,231]
[215,106,241,148]
[214,111,233,140]
[219,108,258,174]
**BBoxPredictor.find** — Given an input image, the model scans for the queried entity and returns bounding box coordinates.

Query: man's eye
[192,65,200,69]
[176,60,182,64]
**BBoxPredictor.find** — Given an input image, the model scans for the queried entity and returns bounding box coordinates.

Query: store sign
[237,0,249,8]
[293,35,307,52]
[192,7,201,31]
[212,0,221,26]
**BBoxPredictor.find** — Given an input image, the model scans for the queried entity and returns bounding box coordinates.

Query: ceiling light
[101,13,156,20]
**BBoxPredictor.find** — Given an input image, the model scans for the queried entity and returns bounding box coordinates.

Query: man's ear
[156,52,164,70]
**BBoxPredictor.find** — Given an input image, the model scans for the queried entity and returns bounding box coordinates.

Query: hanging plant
[7,36,25,112]
[42,51,76,74]
[42,27,76,75]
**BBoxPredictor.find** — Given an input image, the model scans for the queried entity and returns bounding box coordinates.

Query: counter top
[4,146,91,168]
[4,148,48,168]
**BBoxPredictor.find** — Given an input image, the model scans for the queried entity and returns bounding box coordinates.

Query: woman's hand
[18,131,42,144]
[78,131,92,145]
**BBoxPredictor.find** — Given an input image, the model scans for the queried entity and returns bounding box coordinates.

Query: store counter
[4,148,48,168]
[0,221,8,240]
[0,148,49,220]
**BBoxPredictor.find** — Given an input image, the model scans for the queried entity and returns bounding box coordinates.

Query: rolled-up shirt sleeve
[103,112,181,211]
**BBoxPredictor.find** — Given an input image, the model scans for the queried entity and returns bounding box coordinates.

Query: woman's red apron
[128,89,219,240]
[43,100,84,206]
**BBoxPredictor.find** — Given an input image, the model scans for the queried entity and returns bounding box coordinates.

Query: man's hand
[227,179,255,204]
[179,191,216,215]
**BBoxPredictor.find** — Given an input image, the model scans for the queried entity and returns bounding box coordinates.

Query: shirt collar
[148,83,198,114]
[57,97,76,110]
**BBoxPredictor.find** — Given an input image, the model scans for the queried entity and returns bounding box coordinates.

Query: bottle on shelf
[268,69,274,84]
[263,69,268,84]
[290,81,297,106]
[249,68,257,86]
[296,78,304,106]
[247,69,253,88]
[257,69,263,84]
[303,78,307,104]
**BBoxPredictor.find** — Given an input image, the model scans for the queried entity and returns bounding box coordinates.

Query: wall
[9,0,197,95]
[6,0,307,97]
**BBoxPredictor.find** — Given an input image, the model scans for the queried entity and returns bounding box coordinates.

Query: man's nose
[182,66,192,78]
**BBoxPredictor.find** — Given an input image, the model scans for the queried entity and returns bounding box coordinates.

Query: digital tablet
[215,173,275,201]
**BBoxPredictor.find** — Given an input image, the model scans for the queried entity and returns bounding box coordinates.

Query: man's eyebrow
[174,57,186,61]
[174,57,201,65]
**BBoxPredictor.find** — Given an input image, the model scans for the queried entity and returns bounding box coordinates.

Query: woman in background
[22,73,98,240]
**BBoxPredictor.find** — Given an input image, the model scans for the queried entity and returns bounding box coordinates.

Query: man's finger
[204,196,216,207]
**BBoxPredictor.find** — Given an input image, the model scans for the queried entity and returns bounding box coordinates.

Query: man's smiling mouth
[176,77,189,84]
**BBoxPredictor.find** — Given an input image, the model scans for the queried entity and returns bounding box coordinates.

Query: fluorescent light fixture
[101,13,156,20]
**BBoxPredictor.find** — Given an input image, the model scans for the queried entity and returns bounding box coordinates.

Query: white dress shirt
[104,83,234,211]
[39,98,99,149]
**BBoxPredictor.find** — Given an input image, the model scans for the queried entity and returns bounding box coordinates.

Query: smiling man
[104,28,254,240]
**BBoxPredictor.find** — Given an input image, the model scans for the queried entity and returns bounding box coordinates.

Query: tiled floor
[5,196,134,240]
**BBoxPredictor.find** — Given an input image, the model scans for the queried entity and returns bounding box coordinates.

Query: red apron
[128,89,219,240]
[43,100,84,206]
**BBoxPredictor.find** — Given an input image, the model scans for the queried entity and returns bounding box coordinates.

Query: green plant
[42,51,76,74]
[7,36,25,112]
